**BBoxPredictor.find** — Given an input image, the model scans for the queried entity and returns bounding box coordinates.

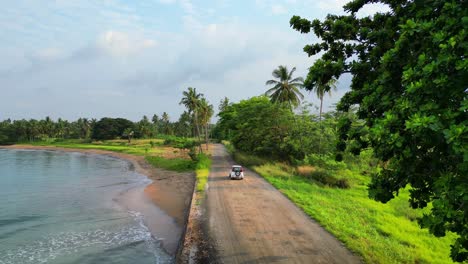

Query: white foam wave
[0,211,172,264]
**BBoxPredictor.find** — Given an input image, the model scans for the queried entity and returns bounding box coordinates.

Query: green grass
[25,139,164,156]
[195,153,212,193]
[252,163,457,264]
[145,156,195,172]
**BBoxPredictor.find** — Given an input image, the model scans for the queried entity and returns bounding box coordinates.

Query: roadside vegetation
[213,0,466,262]
[225,141,456,263]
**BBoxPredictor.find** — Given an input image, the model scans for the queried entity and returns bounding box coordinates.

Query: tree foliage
[265,65,304,109]
[180,87,204,152]
[216,97,339,161]
[92,118,134,140]
[290,0,467,260]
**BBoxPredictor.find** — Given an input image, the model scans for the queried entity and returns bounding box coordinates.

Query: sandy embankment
[0,145,195,255]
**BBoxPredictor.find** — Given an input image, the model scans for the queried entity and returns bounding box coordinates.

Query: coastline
[0,144,196,256]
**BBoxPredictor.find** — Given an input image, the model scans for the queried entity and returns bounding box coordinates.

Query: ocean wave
[0,215,44,228]
[0,211,172,264]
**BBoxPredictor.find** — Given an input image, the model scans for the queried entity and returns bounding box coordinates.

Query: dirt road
[205,144,361,264]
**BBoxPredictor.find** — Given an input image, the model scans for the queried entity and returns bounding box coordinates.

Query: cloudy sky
[0,0,388,121]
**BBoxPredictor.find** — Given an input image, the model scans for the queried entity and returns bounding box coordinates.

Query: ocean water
[0,149,173,264]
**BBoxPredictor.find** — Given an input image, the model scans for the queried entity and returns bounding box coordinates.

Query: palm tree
[122,128,134,144]
[161,112,172,135]
[265,65,304,110]
[179,87,203,153]
[218,97,230,113]
[312,78,338,122]
[312,78,338,155]
[198,98,214,151]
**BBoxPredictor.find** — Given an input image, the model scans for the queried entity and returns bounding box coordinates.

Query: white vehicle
[229,165,244,180]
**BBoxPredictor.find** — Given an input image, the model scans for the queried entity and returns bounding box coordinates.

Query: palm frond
[287,67,297,80]
[265,79,280,85]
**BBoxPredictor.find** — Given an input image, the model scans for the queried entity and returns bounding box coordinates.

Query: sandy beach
[0,145,196,256]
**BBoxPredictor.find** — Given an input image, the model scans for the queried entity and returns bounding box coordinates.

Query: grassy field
[227,147,457,264]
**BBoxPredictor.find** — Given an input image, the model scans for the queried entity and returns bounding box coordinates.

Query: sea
[0,149,173,264]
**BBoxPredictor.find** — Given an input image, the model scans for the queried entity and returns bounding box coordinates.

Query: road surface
[205,144,361,264]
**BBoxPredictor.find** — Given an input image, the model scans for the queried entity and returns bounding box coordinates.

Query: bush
[309,168,350,189]
[233,151,269,167]
[305,153,347,171]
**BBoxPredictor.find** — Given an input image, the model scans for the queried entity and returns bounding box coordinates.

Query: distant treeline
[0,112,202,144]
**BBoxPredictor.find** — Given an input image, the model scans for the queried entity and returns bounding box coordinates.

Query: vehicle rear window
[232,167,242,172]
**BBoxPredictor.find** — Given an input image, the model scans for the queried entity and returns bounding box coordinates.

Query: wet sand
[0,145,195,255]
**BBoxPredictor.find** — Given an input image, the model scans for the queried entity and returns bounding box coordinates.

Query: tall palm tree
[161,112,171,135]
[312,78,338,156]
[265,65,304,110]
[312,78,338,122]
[198,98,214,151]
[179,87,203,153]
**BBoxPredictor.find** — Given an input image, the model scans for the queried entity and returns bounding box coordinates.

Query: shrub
[306,153,347,171]
[296,165,316,177]
[233,151,268,167]
[309,168,350,189]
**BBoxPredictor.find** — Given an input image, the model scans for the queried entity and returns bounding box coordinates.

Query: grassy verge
[25,139,164,156]
[145,156,195,172]
[224,144,456,263]
[195,153,212,193]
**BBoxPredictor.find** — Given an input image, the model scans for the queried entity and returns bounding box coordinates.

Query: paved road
[205,144,361,264]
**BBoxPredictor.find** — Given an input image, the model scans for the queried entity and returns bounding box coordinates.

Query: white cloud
[180,0,195,14]
[316,0,390,16]
[96,30,156,57]
[159,0,176,4]
[271,4,287,15]
[30,48,64,61]
[0,0,351,121]
[316,0,348,13]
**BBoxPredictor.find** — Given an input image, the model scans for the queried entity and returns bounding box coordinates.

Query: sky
[0,0,389,122]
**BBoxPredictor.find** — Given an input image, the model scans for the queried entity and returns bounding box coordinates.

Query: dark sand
[0,145,195,255]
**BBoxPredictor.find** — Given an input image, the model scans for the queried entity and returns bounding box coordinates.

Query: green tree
[312,78,338,155]
[151,114,160,135]
[265,65,304,110]
[218,96,230,112]
[136,115,153,138]
[92,118,134,140]
[174,111,192,137]
[290,0,467,260]
[218,96,301,161]
[198,98,214,150]
[122,127,134,143]
[312,78,338,122]
[161,112,172,135]
[180,87,203,153]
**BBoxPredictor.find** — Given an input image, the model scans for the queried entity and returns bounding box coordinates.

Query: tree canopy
[92,118,134,140]
[290,0,467,260]
[265,65,304,109]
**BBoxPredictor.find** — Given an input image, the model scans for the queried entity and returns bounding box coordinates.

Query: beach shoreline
[0,144,196,256]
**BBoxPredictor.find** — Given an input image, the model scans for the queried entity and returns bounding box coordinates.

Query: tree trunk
[205,123,209,151]
[194,111,203,154]
[318,96,323,156]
